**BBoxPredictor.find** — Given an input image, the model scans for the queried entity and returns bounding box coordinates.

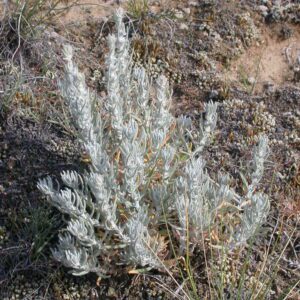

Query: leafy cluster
[38,8,270,277]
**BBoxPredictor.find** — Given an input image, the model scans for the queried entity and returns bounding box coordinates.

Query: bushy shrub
[37,8,270,277]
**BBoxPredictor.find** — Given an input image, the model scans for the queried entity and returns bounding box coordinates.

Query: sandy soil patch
[228,25,300,93]
[56,0,119,24]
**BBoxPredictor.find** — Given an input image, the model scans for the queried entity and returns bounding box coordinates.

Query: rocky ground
[0,0,299,299]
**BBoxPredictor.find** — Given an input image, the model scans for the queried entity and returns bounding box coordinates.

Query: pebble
[179,23,189,30]
[182,7,191,15]
[258,5,268,13]
[108,287,117,298]
[248,76,256,85]
[174,10,184,19]
[100,91,106,98]
[188,1,199,6]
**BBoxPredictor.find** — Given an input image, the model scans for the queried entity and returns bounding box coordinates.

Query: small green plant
[0,0,72,115]
[237,65,252,90]
[37,8,270,286]
[9,0,65,34]
[26,206,62,262]
[127,0,149,19]
[0,0,71,61]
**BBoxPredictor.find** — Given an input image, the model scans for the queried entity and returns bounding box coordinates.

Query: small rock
[179,23,189,30]
[182,7,191,15]
[263,81,275,93]
[248,76,256,85]
[174,10,184,19]
[258,5,268,13]
[293,67,300,82]
[107,287,117,298]
[188,1,199,6]
[209,89,219,100]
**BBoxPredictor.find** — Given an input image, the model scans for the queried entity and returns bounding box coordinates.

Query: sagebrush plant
[37,8,270,278]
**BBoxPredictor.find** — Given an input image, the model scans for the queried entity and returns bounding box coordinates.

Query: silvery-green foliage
[60,44,109,175]
[174,157,222,248]
[105,9,131,142]
[38,8,270,276]
[124,205,161,267]
[232,135,270,246]
[173,133,270,250]
[150,185,169,216]
[193,101,218,156]
[133,67,149,112]
[153,75,173,130]
[247,135,269,197]
[59,45,95,144]
[161,145,176,180]
[52,233,102,276]
[233,192,270,246]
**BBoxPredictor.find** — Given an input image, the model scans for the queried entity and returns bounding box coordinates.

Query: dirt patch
[228,24,300,93]
[56,0,119,25]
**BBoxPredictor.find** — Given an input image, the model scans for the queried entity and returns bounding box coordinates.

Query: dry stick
[254,224,298,299]
[281,279,300,300]
[141,235,191,300]
[284,44,293,66]
[251,169,284,297]
[11,2,25,66]
[251,215,280,298]
[184,198,199,300]
[1,0,8,21]
[50,1,109,12]
[147,274,186,300]
[250,52,263,95]
[282,230,299,261]
[161,204,192,299]
[253,165,280,284]
[297,50,300,65]
[200,224,213,298]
